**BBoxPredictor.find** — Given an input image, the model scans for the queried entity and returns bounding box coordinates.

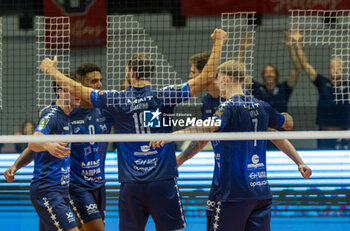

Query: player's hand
[149,140,170,149]
[282,31,292,47]
[40,56,58,74]
[176,155,185,167]
[298,164,312,179]
[3,166,17,182]
[46,142,70,158]
[290,27,303,42]
[241,33,253,50]
[211,29,227,45]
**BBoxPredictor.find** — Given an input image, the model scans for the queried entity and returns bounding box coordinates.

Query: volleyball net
[0,8,349,151]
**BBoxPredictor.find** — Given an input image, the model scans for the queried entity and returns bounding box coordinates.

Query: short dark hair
[127,54,155,80]
[189,51,210,71]
[76,63,101,82]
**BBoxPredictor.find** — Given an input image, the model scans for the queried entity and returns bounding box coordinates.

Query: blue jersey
[200,94,224,208]
[201,93,223,120]
[31,103,72,195]
[252,81,293,113]
[313,74,349,127]
[69,107,113,190]
[90,83,191,182]
[212,95,285,201]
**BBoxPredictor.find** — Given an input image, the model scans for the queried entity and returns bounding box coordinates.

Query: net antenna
[0,17,2,109]
[290,9,350,103]
[106,15,193,106]
[221,12,256,102]
[36,16,70,107]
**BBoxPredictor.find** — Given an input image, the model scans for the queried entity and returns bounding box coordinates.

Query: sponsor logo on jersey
[71,120,85,125]
[140,145,150,152]
[86,203,99,215]
[38,118,49,130]
[247,154,265,169]
[66,212,75,223]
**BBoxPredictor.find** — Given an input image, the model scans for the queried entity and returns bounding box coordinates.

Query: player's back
[90,82,191,183]
[213,95,285,202]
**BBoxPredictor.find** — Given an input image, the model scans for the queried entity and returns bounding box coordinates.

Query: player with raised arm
[178,51,311,230]
[28,80,80,231]
[40,28,227,231]
[3,66,111,231]
[291,28,350,149]
[239,32,302,113]
[151,59,311,231]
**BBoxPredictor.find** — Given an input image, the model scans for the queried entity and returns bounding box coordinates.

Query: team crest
[38,118,49,129]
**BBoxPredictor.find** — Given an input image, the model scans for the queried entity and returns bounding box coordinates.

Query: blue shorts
[69,184,106,226]
[30,190,77,231]
[210,199,272,231]
[119,178,186,231]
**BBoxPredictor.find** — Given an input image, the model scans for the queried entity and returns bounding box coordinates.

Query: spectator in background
[239,32,302,113]
[15,121,35,153]
[291,28,349,149]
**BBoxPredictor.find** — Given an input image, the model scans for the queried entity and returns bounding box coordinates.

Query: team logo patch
[98,90,105,95]
[38,118,49,129]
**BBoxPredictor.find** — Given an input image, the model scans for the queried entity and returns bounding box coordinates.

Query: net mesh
[0,2,350,229]
[290,9,350,103]
[36,16,71,107]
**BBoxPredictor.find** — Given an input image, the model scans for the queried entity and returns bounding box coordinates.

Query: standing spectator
[292,28,349,149]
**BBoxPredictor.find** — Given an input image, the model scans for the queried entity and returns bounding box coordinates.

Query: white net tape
[36,16,70,107]
[0,130,350,143]
[290,9,350,103]
[106,15,189,105]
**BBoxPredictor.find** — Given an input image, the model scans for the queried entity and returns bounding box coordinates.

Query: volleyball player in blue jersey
[68,63,112,231]
[151,59,311,231]
[28,82,80,231]
[177,51,312,230]
[4,66,112,231]
[40,28,227,231]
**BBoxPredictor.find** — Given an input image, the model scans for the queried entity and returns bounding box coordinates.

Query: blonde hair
[217,60,246,78]
[330,57,344,65]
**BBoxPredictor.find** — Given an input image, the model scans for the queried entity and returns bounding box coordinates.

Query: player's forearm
[271,139,304,166]
[178,141,209,164]
[28,142,49,152]
[47,67,92,103]
[12,147,34,170]
[288,46,302,71]
[190,40,223,96]
[295,43,317,80]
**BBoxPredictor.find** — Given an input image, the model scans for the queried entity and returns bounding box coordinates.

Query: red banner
[44,0,106,48]
[182,0,350,16]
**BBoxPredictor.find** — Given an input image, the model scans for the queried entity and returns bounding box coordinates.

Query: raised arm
[283,31,302,88]
[176,141,209,167]
[238,33,253,63]
[188,29,227,97]
[40,56,93,104]
[28,132,71,159]
[3,147,34,182]
[291,28,317,82]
